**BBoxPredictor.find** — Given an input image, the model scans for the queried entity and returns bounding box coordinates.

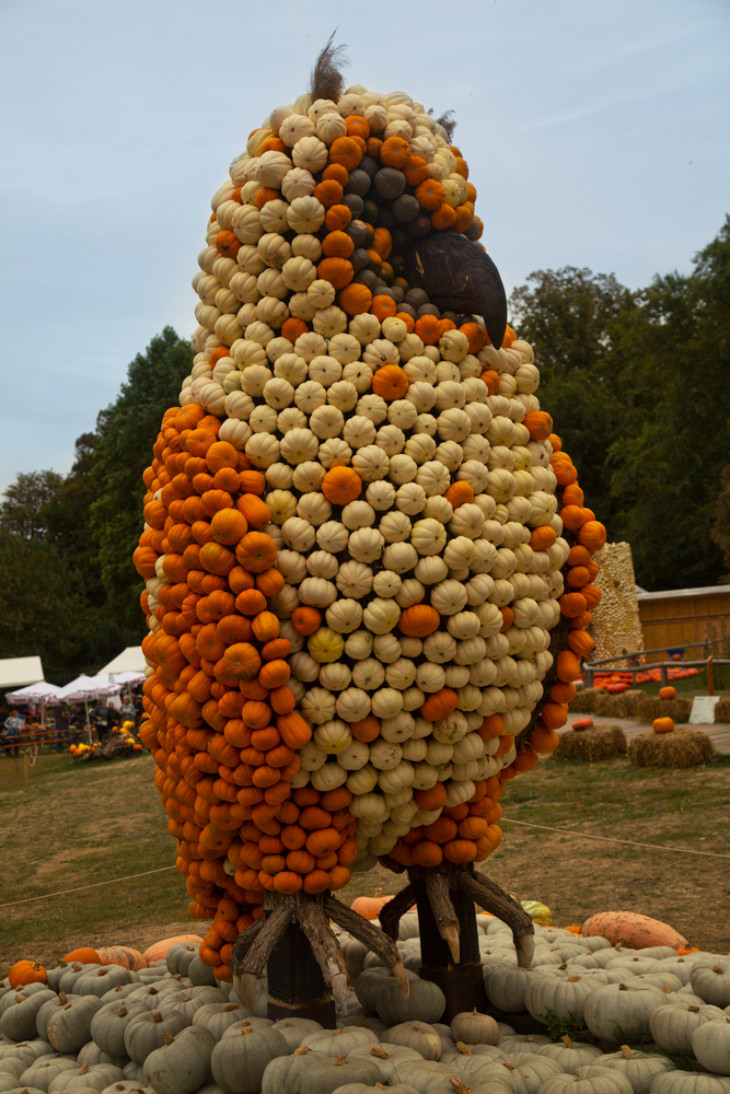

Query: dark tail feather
[310,32,348,103]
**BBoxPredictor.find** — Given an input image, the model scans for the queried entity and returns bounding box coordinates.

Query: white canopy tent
[0,656,45,689]
[54,674,121,744]
[57,674,120,703]
[5,679,64,738]
[5,681,64,705]
[99,647,146,675]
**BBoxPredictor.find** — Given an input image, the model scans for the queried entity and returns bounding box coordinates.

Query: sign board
[689,696,720,724]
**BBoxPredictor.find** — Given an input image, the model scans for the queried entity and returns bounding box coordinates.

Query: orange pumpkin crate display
[135,51,605,986]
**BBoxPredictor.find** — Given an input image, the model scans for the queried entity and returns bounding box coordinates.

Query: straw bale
[554,724,627,762]
[713,696,730,723]
[620,689,652,717]
[569,687,603,714]
[627,727,715,769]
[635,697,693,724]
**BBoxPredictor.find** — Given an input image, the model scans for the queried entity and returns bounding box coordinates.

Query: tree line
[2,219,729,683]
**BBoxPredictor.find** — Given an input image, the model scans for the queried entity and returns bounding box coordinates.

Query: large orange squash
[96,945,148,971]
[142,934,204,965]
[581,911,688,950]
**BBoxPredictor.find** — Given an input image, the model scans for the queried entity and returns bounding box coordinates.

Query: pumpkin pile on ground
[3,920,730,1093]
[133,40,606,995]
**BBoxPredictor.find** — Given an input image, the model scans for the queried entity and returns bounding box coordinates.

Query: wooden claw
[239,900,293,979]
[325,894,405,978]
[330,972,349,1015]
[377,883,416,942]
[457,869,534,967]
[230,911,267,975]
[299,898,349,1014]
[515,931,535,969]
[425,871,460,963]
[393,960,411,1000]
[442,923,461,964]
[234,971,258,1013]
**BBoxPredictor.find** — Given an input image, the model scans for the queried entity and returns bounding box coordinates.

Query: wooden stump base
[420,962,488,1022]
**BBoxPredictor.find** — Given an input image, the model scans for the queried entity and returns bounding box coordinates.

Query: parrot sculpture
[135,38,604,1012]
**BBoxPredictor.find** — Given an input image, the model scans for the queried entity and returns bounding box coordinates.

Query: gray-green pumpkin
[142,1024,216,1094]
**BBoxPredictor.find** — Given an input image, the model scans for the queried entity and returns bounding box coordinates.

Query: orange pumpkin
[659,685,677,700]
[372,365,409,401]
[63,947,102,965]
[398,604,440,637]
[8,960,48,988]
[350,892,396,920]
[420,688,458,721]
[652,716,675,734]
[235,531,278,573]
[321,466,362,506]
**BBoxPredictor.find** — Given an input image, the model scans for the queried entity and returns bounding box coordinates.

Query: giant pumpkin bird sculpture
[135,38,604,1011]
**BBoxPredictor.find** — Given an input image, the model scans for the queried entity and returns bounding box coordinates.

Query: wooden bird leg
[232,899,293,1010]
[425,871,460,963]
[324,894,410,1000]
[377,881,417,942]
[457,868,535,967]
[231,889,411,1022]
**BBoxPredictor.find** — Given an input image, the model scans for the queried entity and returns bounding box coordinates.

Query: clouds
[1,0,728,495]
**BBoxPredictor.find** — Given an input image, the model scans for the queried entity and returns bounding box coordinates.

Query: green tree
[0,534,119,683]
[0,471,65,542]
[712,466,730,580]
[608,220,730,589]
[509,267,637,533]
[509,221,730,591]
[89,327,194,633]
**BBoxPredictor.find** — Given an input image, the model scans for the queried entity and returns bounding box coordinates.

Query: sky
[1,0,728,497]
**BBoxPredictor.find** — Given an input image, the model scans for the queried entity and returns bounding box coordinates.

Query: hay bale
[635,697,693,724]
[713,696,730,723]
[660,697,693,722]
[627,727,715,769]
[601,692,633,718]
[591,690,615,716]
[633,693,657,723]
[621,689,651,716]
[569,687,603,714]
[554,724,628,762]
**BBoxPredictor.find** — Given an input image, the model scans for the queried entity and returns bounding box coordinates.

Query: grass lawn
[2,720,728,977]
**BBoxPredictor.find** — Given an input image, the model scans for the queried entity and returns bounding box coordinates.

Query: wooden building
[637,585,730,660]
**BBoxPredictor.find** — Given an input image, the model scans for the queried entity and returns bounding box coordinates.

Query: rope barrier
[0,866,177,911]
[2,819,728,914]
[501,817,730,860]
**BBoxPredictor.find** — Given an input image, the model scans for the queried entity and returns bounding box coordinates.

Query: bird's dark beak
[404,232,507,350]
